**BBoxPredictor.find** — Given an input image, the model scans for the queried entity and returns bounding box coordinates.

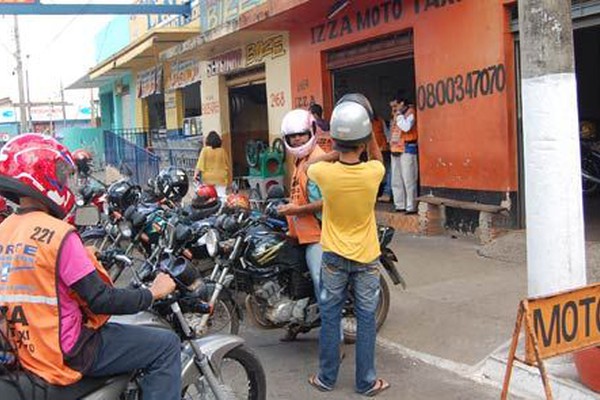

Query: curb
[376,336,598,399]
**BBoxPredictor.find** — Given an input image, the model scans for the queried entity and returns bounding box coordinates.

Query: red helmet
[225,193,250,210]
[192,184,218,209]
[72,149,93,175]
[0,133,76,218]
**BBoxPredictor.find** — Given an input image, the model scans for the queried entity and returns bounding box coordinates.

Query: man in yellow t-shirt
[306,95,389,397]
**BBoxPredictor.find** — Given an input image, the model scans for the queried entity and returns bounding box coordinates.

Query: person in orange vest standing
[310,103,333,153]
[277,109,326,341]
[389,97,419,214]
[0,134,181,399]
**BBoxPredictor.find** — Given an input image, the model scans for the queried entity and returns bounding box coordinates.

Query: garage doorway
[575,24,600,241]
[227,68,268,177]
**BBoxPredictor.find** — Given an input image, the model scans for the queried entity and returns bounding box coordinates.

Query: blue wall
[95,15,130,64]
[61,127,106,166]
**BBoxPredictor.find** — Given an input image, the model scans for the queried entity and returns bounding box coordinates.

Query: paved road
[239,324,505,400]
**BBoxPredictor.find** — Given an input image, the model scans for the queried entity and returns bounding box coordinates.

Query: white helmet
[281,109,317,159]
[330,101,372,151]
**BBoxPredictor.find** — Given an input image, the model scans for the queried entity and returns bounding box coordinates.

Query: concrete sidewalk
[380,232,599,399]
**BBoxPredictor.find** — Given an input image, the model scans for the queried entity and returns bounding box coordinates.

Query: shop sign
[137,66,163,99]
[206,49,243,76]
[311,0,403,44]
[246,35,286,67]
[168,59,202,90]
[199,0,267,34]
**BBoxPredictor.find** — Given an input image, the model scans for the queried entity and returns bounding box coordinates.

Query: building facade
[75,0,600,234]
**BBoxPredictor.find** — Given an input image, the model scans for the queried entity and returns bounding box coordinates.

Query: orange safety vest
[372,118,389,152]
[315,123,333,154]
[0,212,111,385]
[287,145,325,244]
[390,110,418,154]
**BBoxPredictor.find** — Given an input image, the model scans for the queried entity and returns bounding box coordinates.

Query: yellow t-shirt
[195,147,230,186]
[307,160,385,263]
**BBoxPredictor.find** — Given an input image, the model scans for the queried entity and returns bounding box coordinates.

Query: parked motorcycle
[0,254,267,400]
[197,208,405,343]
[581,140,600,195]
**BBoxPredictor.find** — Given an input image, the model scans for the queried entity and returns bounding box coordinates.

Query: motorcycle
[0,253,267,400]
[581,140,600,195]
[197,208,405,343]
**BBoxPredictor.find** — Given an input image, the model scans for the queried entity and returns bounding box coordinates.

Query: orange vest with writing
[315,124,333,153]
[390,111,418,153]
[287,145,325,244]
[0,212,111,385]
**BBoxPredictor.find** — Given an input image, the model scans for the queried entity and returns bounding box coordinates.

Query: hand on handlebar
[149,272,176,300]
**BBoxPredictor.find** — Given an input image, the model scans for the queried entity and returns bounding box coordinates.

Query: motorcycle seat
[0,370,129,400]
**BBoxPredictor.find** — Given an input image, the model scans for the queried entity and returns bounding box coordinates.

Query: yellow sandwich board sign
[502,282,600,399]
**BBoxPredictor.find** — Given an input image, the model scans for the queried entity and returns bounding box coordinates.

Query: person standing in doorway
[310,103,333,153]
[372,110,392,202]
[193,130,231,198]
[307,94,390,397]
[389,97,419,214]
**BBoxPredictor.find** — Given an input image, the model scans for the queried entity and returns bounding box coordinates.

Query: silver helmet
[330,101,372,151]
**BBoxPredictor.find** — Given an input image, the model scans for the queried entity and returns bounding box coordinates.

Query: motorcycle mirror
[74,206,100,226]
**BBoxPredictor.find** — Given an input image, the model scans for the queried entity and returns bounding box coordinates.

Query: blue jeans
[382,151,392,196]
[306,243,344,340]
[87,323,182,400]
[306,243,323,300]
[317,252,380,393]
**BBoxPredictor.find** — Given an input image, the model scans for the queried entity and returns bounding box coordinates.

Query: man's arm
[397,112,415,132]
[278,199,323,216]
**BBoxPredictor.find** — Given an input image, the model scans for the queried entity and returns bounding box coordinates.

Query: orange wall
[289,0,518,192]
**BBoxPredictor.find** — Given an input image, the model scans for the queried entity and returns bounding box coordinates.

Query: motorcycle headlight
[118,221,133,239]
[205,229,219,257]
[76,198,84,207]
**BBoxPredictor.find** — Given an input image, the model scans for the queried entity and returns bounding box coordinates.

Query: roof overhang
[67,27,197,90]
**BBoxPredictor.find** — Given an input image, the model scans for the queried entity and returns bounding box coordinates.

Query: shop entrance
[332,58,416,119]
[146,93,166,131]
[227,73,268,177]
[182,82,201,118]
[575,24,600,241]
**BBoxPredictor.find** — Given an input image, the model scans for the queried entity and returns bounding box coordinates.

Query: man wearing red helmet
[0,134,180,399]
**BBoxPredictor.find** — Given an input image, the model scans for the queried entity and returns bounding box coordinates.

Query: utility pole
[60,82,67,129]
[13,16,28,133]
[518,0,586,297]
[25,68,32,132]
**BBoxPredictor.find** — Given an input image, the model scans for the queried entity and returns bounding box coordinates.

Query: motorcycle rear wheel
[342,275,391,344]
[182,345,266,400]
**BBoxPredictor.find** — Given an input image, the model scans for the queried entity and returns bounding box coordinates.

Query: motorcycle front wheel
[342,275,391,344]
[182,345,267,400]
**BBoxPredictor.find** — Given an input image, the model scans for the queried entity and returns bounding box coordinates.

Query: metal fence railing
[104,130,160,186]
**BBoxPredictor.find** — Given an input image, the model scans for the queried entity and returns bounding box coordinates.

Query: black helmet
[107,179,141,212]
[156,167,189,202]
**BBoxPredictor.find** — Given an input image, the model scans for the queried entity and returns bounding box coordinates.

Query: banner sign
[137,66,163,98]
[168,59,201,90]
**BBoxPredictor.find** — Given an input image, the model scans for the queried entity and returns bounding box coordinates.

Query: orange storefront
[256,0,520,229]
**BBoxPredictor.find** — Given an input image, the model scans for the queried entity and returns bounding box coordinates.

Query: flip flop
[360,378,391,397]
[308,374,332,392]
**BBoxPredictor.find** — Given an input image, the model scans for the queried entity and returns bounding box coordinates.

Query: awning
[67,27,197,90]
